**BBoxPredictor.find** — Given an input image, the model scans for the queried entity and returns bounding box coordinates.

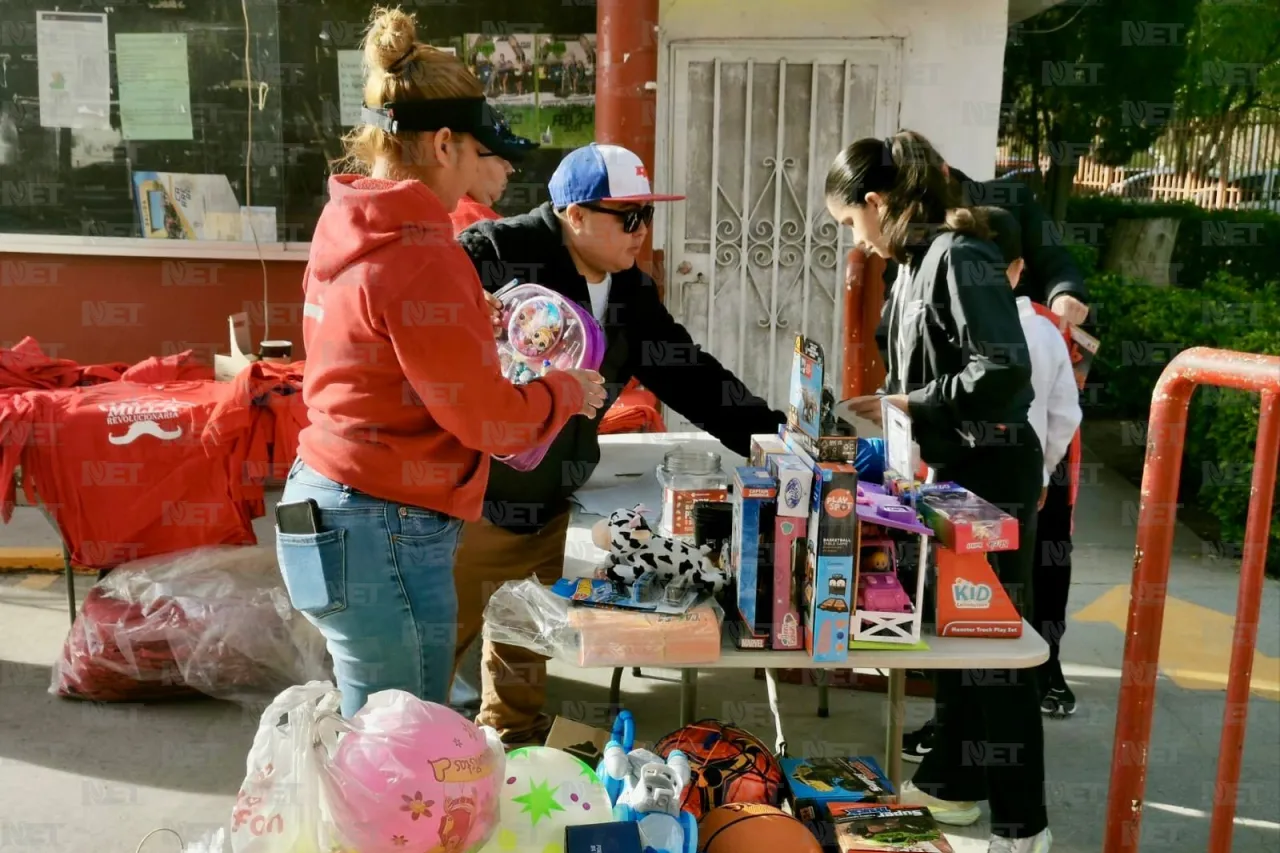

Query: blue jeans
[275,460,463,718]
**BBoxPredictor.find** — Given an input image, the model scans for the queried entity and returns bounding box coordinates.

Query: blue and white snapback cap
[548,143,685,208]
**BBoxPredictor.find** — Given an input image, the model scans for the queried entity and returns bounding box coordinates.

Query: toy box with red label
[917,485,1019,554]
[934,547,1023,637]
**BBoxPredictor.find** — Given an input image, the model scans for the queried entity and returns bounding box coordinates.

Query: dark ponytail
[825,130,990,262]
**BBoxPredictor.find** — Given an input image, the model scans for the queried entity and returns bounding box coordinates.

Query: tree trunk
[1102,218,1182,285]
[1043,156,1076,225]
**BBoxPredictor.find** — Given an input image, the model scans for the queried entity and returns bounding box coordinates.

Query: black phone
[275,499,321,534]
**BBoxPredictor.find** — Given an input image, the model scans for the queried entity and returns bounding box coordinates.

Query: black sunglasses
[580,202,655,234]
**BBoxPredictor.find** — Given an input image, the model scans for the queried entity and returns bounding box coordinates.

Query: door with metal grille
[659,40,900,431]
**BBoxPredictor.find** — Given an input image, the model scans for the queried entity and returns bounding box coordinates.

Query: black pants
[912,436,1048,840]
[1033,460,1074,680]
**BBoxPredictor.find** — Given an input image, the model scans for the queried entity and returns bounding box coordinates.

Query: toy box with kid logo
[934,546,1023,637]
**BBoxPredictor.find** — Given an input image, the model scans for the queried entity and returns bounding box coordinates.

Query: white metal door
[658,40,900,430]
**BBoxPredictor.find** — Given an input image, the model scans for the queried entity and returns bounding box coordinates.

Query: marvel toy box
[732,466,777,636]
[917,485,1019,554]
[804,461,860,663]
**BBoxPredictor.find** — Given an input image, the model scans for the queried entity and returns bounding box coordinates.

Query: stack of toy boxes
[769,454,812,651]
[918,484,1024,637]
[731,466,777,647]
[803,460,859,662]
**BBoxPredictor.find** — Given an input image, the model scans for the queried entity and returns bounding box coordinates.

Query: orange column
[597,0,660,275]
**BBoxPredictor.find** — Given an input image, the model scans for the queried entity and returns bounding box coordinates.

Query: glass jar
[656,446,730,540]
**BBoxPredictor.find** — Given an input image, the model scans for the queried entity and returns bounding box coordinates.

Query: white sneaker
[989,828,1053,853]
[897,780,981,826]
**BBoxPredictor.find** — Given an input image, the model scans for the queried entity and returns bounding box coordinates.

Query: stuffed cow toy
[591,506,730,595]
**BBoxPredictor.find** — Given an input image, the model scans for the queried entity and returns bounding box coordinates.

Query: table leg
[886,668,906,798]
[680,669,697,725]
[63,544,76,626]
[764,668,786,756]
[816,669,830,718]
[608,667,624,715]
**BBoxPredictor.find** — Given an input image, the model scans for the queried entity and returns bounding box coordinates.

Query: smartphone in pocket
[275,499,321,534]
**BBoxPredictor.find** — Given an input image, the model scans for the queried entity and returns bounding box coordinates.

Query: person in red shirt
[276,8,605,719]
[449,107,538,234]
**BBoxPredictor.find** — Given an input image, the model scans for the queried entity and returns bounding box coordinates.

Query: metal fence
[996,115,1280,210]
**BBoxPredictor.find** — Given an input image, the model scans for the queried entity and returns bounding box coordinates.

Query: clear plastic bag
[483,578,725,667]
[51,546,330,706]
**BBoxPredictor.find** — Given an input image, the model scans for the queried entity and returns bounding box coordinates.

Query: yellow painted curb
[0,548,70,571]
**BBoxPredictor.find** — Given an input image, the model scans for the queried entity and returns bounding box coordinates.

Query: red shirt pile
[0,337,211,390]
[219,360,307,481]
[600,380,667,435]
[3,381,269,568]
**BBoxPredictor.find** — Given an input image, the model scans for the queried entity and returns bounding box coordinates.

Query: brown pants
[451,511,570,743]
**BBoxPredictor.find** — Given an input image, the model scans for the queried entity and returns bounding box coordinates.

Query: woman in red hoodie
[277,6,605,718]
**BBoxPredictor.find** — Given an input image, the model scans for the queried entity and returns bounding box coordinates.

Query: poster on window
[464,32,595,149]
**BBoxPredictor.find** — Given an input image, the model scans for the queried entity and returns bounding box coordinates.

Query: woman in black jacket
[830,132,1051,853]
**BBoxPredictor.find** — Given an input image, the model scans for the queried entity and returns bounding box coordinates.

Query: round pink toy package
[492,282,605,472]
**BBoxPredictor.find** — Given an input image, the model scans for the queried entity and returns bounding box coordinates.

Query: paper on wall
[337,50,365,127]
[133,172,242,241]
[36,11,111,130]
[116,33,193,140]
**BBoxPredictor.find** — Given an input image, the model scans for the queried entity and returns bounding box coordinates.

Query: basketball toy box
[934,547,1023,637]
[917,485,1018,554]
[781,756,893,806]
[803,461,859,663]
[732,466,778,637]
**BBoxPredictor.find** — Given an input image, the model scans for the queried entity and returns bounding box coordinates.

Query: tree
[1002,0,1199,221]
[1175,0,1280,175]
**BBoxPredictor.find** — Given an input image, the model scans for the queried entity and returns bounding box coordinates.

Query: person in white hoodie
[984,206,1083,717]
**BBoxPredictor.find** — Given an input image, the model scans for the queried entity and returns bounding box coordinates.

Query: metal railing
[1104,347,1280,853]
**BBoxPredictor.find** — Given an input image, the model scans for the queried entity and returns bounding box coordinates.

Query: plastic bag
[491,282,605,472]
[483,578,725,667]
[231,682,343,853]
[51,546,330,706]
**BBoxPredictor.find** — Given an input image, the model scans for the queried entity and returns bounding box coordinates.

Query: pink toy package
[491,282,605,472]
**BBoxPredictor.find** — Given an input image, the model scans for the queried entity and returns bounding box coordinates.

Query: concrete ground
[0,440,1277,853]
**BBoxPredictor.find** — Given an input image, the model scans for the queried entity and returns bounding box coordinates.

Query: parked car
[1104,168,1176,200]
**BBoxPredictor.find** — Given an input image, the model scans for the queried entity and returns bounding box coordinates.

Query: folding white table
[560,433,1049,792]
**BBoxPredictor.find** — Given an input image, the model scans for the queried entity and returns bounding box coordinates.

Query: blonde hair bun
[365,5,419,73]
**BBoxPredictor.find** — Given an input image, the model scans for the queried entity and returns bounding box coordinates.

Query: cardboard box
[545,717,613,767]
[934,547,1023,637]
[917,486,1019,554]
[565,822,643,853]
[769,453,814,519]
[782,756,893,805]
[749,433,790,468]
[803,461,859,663]
[770,514,807,651]
[732,466,778,636]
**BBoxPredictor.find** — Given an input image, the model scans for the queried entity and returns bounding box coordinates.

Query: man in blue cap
[450,142,786,744]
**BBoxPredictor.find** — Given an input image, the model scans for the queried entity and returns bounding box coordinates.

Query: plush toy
[598,711,698,853]
[591,506,730,595]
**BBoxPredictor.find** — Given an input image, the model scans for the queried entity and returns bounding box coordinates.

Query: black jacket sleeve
[1014,191,1088,309]
[625,275,786,457]
[906,242,1032,432]
[456,226,508,293]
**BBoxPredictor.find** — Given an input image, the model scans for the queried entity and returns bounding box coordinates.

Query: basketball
[698,803,822,853]
[654,720,785,820]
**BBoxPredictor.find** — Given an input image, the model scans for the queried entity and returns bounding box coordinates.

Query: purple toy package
[491,282,606,472]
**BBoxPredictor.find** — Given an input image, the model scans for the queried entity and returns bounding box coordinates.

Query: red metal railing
[1105,347,1280,853]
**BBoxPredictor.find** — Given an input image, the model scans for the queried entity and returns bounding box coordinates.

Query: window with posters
[0,0,596,254]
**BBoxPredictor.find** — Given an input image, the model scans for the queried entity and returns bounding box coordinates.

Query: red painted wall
[2,254,308,365]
